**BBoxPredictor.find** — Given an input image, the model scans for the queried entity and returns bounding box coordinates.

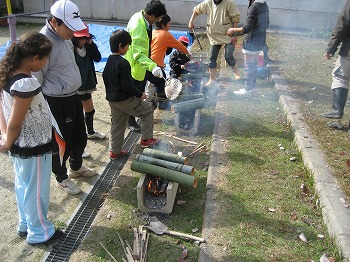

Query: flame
[147,177,166,196]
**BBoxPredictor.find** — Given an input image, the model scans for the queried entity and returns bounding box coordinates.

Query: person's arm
[169,51,183,72]
[0,97,7,147]
[120,59,144,98]
[167,32,189,54]
[4,95,33,150]
[327,1,350,56]
[188,10,198,29]
[87,40,102,63]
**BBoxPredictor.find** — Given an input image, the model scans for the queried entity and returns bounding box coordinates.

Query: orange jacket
[151,29,189,68]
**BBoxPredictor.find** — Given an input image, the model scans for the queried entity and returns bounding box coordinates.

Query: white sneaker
[234,88,255,95]
[82,151,90,158]
[68,166,97,178]
[87,131,106,139]
[56,178,81,194]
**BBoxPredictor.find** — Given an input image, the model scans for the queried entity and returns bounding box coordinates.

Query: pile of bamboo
[117,226,149,262]
[131,148,198,188]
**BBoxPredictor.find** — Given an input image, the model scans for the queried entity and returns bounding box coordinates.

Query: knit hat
[73,23,90,38]
[178,36,189,44]
[50,0,86,31]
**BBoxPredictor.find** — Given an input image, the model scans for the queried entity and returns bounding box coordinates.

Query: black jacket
[169,50,190,78]
[242,1,269,52]
[327,0,350,58]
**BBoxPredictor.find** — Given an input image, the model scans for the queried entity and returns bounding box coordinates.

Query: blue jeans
[208,43,236,69]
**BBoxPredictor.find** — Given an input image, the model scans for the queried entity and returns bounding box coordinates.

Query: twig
[99,242,119,262]
[193,141,204,151]
[141,231,150,262]
[159,132,197,145]
[188,145,206,156]
[133,227,140,260]
[168,140,175,148]
[118,233,134,262]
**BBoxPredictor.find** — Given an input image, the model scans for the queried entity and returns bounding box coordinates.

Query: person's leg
[109,101,128,155]
[12,155,55,244]
[80,94,106,139]
[225,42,241,80]
[128,77,147,131]
[206,45,221,86]
[234,52,258,95]
[321,56,350,119]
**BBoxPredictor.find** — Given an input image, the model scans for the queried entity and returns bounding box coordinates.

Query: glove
[152,66,163,78]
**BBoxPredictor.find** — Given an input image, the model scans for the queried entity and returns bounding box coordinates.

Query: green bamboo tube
[176,94,204,102]
[171,97,205,113]
[142,148,189,165]
[131,160,198,188]
[136,154,194,175]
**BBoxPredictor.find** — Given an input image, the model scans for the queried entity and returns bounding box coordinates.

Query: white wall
[22,0,347,31]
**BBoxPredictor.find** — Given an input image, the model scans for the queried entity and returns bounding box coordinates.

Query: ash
[145,192,167,209]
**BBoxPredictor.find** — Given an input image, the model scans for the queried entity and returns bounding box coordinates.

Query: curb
[199,69,350,261]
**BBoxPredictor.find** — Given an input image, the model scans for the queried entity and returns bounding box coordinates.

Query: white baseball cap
[50,0,86,31]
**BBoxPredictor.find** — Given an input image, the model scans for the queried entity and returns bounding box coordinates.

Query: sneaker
[82,151,90,158]
[234,88,255,95]
[87,131,106,139]
[18,231,27,238]
[68,166,96,178]
[110,149,129,160]
[56,178,82,194]
[140,138,161,148]
[28,230,63,246]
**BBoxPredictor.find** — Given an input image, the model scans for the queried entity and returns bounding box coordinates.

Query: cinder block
[137,174,178,214]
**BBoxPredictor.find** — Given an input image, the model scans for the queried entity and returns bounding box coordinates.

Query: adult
[321,0,350,120]
[188,0,241,87]
[125,0,167,131]
[33,0,96,195]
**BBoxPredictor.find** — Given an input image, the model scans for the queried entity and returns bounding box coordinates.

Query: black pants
[46,94,87,182]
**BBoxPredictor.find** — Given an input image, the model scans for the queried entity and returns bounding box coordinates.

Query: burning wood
[147,177,168,196]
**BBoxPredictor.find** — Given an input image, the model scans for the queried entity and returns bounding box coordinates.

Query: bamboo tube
[131,160,198,188]
[136,154,194,175]
[143,148,189,165]
[171,97,206,113]
[176,94,204,102]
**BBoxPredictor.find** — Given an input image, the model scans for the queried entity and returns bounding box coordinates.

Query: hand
[181,65,185,70]
[152,66,164,78]
[227,28,237,36]
[231,37,237,46]
[324,52,333,60]
[141,93,147,100]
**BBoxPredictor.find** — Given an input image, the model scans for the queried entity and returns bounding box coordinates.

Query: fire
[147,177,168,196]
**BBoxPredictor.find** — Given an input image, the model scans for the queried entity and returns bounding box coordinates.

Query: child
[0,32,63,245]
[150,14,190,100]
[72,24,106,140]
[102,29,161,160]
[227,0,269,95]
[169,36,191,79]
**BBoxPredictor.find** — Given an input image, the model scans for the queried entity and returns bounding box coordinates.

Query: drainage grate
[43,130,141,261]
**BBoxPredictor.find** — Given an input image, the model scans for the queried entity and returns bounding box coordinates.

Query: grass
[71,33,342,261]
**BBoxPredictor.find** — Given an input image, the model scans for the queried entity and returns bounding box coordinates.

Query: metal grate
[43,130,141,261]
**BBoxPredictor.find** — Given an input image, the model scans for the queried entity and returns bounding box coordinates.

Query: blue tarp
[0,23,192,74]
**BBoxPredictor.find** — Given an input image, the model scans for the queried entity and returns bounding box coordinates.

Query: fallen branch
[188,145,207,156]
[99,242,119,262]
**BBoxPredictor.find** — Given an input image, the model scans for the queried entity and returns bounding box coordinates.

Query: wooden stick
[193,141,204,151]
[141,232,150,262]
[132,227,140,260]
[169,140,175,147]
[117,233,131,261]
[188,145,206,156]
[99,242,119,262]
[157,132,197,145]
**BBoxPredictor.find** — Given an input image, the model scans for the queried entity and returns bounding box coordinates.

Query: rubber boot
[205,68,218,87]
[128,116,141,131]
[321,88,348,119]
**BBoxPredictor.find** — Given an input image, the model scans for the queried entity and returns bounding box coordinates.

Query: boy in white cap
[33,0,96,195]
